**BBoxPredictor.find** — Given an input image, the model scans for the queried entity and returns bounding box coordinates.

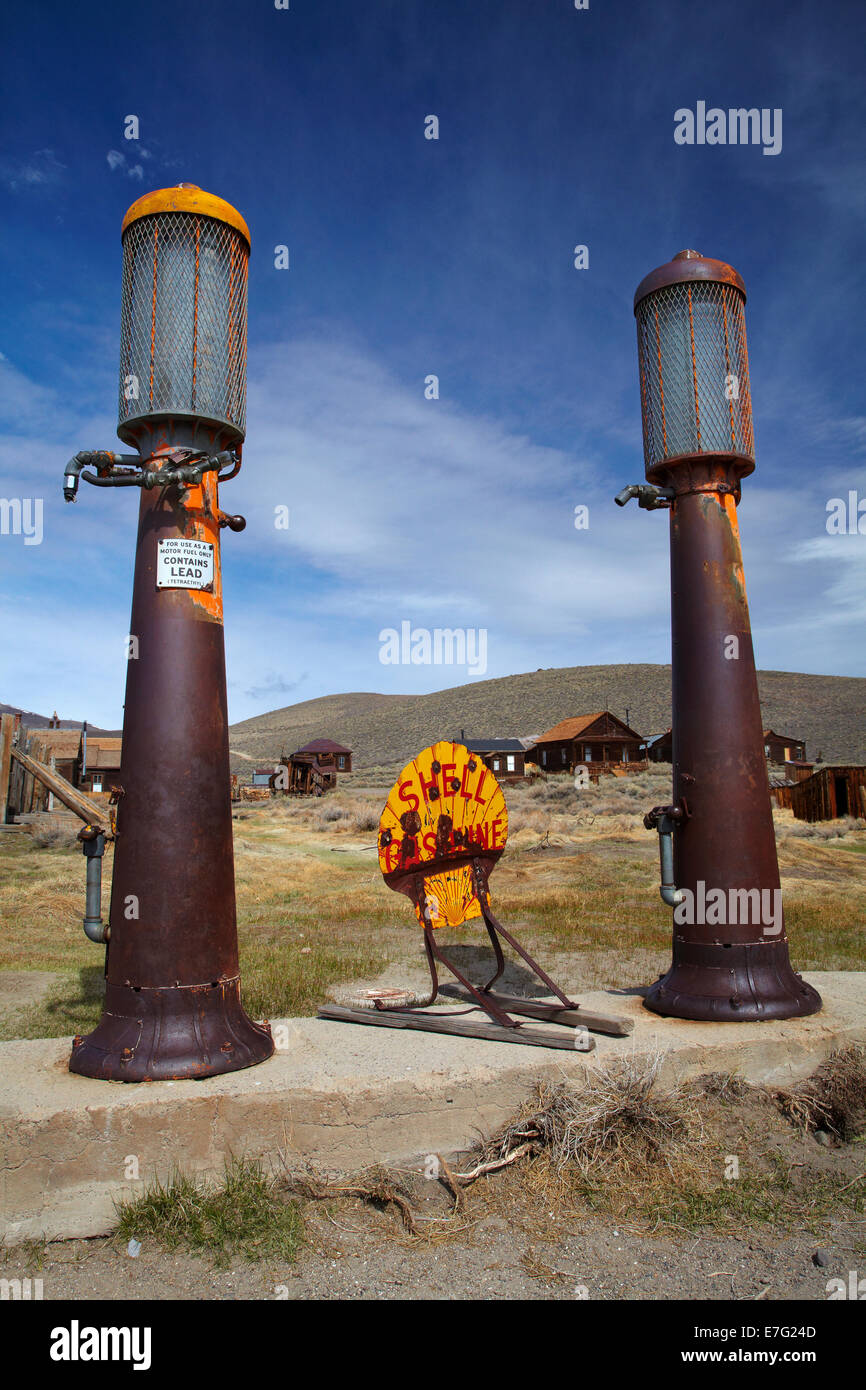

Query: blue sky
[1,0,864,729]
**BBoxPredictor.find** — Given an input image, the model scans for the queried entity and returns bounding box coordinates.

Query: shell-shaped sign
[379,741,508,927]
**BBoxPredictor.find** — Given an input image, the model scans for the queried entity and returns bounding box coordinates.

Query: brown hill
[228,664,865,773]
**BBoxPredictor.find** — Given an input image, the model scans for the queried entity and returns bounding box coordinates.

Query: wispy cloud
[244,671,309,702]
[106,149,144,180]
[1,148,65,193]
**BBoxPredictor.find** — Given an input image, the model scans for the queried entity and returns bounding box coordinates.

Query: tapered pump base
[645,940,822,1023]
[70,979,273,1082]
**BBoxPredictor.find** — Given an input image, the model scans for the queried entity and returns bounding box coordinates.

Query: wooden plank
[10,746,108,829]
[317,1004,595,1051]
[0,714,14,825]
[437,983,633,1036]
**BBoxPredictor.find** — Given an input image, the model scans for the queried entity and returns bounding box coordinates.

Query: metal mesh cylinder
[118,188,249,443]
[635,253,754,475]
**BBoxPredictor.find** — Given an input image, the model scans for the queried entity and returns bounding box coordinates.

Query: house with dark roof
[646,728,673,763]
[526,712,645,773]
[270,738,353,795]
[455,735,528,778]
[293,739,352,772]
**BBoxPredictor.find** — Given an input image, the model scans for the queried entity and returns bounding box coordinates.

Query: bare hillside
[228,664,865,772]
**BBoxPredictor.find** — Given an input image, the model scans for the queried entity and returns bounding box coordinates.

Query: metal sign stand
[318,742,632,1050]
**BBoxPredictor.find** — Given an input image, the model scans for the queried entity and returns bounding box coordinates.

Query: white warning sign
[156,538,215,591]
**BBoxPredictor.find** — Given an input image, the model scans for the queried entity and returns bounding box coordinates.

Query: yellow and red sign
[378,741,508,927]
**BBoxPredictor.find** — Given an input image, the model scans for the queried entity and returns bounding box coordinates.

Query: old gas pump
[63,185,273,1079]
[616,250,821,1022]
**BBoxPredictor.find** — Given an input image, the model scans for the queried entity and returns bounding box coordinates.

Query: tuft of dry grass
[473,1051,700,1180]
[775,1045,866,1140]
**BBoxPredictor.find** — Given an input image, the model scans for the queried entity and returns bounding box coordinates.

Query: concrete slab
[1,971,863,1245]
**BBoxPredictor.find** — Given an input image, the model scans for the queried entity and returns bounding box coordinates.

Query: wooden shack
[6,725,86,818]
[457,736,527,778]
[527,712,645,775]
[645,729,673,763]
[29,727,80,785]
[763,729,806,763]
[76,732,122,797]
[777,765,866,822]
[295,739,352,773]
[784,760,814,783]
[273,739,353,795]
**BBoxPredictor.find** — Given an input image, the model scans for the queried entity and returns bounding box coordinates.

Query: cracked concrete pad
[0,971,863,1244]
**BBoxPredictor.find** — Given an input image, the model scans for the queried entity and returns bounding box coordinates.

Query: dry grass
[1,767,864,1038]
[269,1053,866,1251]
[775,1045,866,1139]
[474,1052,700,1179]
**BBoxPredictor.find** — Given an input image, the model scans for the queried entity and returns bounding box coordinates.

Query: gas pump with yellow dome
[63,184,273,1080]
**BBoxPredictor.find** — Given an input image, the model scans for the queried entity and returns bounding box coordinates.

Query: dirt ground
[4,1084,864,1302]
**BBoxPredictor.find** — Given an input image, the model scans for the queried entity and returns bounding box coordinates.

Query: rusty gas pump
[616,250,821,1022]
[63,185,274,1079]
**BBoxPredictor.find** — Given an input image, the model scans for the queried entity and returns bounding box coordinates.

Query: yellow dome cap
[121,184,250,249]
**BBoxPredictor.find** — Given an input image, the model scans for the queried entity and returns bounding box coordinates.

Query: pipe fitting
[63,448,240,503]
[614,482,675,510]
[644,803,686,907]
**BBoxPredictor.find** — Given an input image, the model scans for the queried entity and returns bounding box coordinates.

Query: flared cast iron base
[644,940,822,1022]
[69,977,274,1081]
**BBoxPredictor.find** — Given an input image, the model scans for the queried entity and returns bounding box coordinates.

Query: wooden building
[774,765,866,823]
[527,712,645,774]
[645,729,673,763]
[763,729,806,764]
[31,727,80,785]
[76,732,122,797]
[784,760,814,783]
[295,739,352,773]
[272,739,353,796]
[458,736,527,778]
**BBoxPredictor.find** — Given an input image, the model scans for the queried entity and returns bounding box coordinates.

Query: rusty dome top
[634,249,746,311]
[121,183,251,249]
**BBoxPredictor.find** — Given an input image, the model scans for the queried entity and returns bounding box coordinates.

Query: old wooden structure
[773,765,866,822]
[645,728,673,763]
[784,760,814,783]
[272,738,353,796]
[318,740,632,1048]
[457,735,527,778]
[527,711,645,774]
[4,724,94,820]
[763,729,806,764]
[76,732,122,798]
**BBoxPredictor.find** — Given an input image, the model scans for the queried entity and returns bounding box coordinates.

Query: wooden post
[0,714,14,825]
[10,746,108,828]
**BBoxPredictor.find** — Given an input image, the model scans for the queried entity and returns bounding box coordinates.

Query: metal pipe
[644,805,685,906]
[63,451,140,501]
[78,826,108,943]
